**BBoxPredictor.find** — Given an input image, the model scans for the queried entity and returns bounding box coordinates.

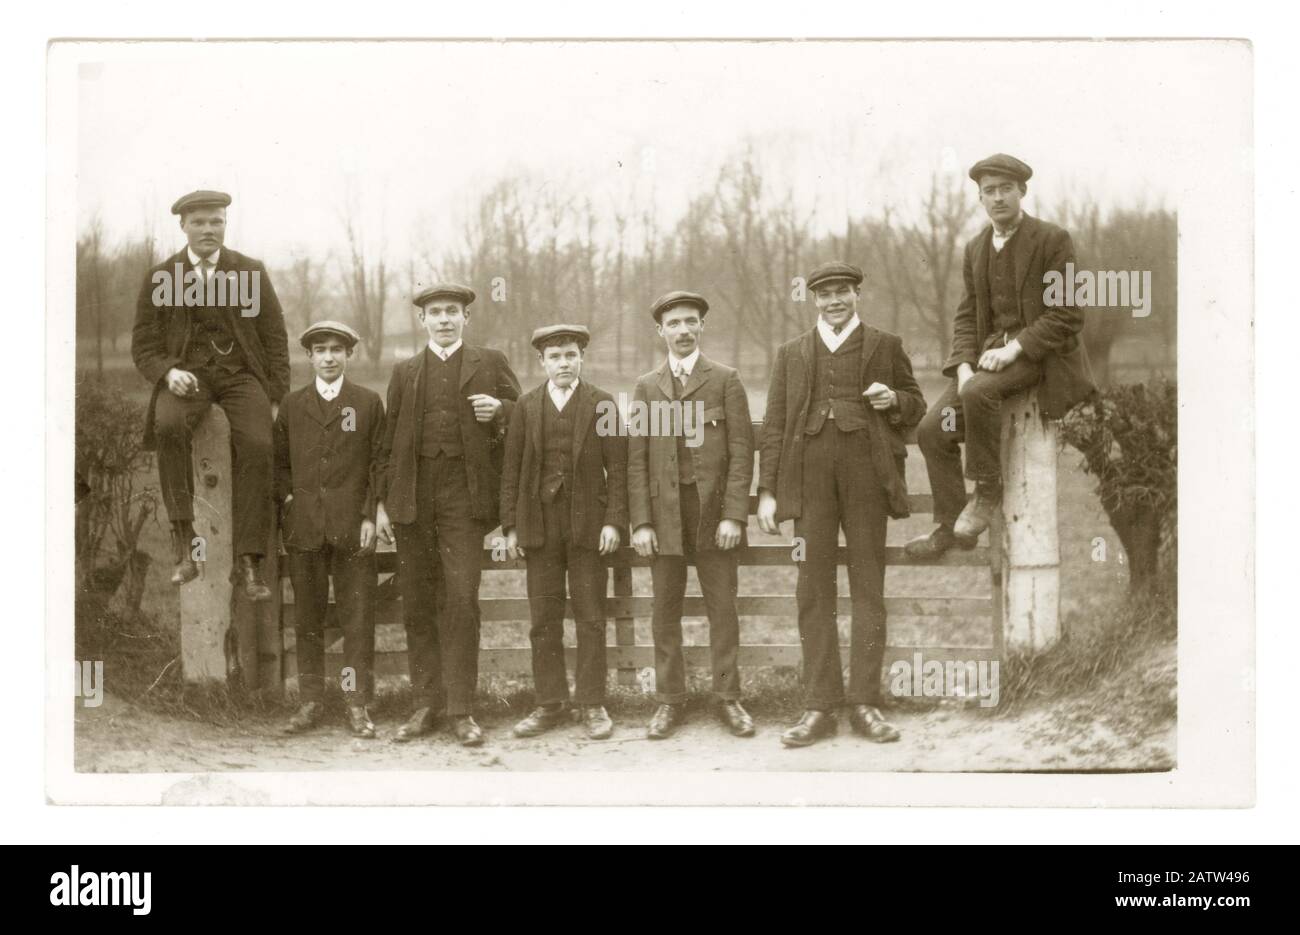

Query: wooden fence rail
[180,391,1061,702]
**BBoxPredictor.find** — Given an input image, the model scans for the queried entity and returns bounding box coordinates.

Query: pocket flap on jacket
[702,406,726,422]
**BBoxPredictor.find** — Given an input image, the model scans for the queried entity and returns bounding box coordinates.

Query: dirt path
[75,690,1173,777]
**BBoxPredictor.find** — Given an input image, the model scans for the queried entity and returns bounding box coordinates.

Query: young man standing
[500,325,628,740]
[376,283,521,747]
[274,321,384,738]
[907,154,1095,558]
[627,291,756,740]
[758,262,927,748]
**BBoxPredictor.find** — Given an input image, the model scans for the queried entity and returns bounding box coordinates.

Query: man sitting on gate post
[906,154,1096,559]
[131,189,289,600]
[274,321,385,738]
[500,325,628,741]
[757,261,927,748]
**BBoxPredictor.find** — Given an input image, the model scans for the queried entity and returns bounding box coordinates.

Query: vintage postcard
[45,37,1253,806]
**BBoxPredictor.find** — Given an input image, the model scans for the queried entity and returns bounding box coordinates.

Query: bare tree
[891,172,978,362]
[338,184,389,372]
[278,255,330,342]
[76,217,107,378]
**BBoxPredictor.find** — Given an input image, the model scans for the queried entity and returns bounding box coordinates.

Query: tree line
[77,151,1176,384]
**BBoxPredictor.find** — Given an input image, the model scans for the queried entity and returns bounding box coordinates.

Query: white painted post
[999,388,1061,651]
[178,408,282,693]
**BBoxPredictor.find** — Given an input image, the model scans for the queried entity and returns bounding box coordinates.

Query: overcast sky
[63,39,1248,267]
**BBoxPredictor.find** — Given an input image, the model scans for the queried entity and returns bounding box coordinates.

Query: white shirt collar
[667,348,700,377]
[992,212,1024,251]
[428,338,463,360]
[315,375,344,401]
[817,312,861,352]
[547,378,579,410]
[188,246,220,268]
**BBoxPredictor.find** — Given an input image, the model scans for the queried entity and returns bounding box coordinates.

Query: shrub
[1059,378,1176,595]
[75,374,157,611]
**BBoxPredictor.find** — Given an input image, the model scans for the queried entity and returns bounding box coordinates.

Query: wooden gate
[181,391,1061,700]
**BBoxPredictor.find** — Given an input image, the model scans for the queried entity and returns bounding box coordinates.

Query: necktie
[200,259,214,284]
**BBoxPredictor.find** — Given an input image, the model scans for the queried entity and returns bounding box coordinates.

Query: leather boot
[170,524,199,586]
[719,700,755,737]
[347,705,376,739]
[903,525,978,560]
[848,704,901,743]
[953,482,1002,540]
[646,703,681,740]
[780,710,837,747]
[238,553,273,602]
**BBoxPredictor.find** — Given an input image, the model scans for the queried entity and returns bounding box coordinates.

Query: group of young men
[130,152,1093,749]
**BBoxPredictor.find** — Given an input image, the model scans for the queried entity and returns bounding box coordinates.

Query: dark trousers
[524,495,609,706]
[394,454,484,716]
[288,543,376,704]
[917,356,1042,527]
[650,483,741,704]
[153,366,273,557]
[794,426,889,709]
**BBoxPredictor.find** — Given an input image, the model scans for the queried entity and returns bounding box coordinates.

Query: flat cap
[413,282,476,309]
[650,290,709,322]
[806,261,864,291]
[968,153,1033,184]
[171,189,231,216]
[531,323,590,350]
[299,320,361,350]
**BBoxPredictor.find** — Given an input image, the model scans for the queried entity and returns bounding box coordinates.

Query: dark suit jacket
[759,324,926,522]
[273,378,385,551]
[626,354,754,556]
[942,213,1096,419]
[499,379,629,551]
[131,246,290,449]
[377,344,520,528]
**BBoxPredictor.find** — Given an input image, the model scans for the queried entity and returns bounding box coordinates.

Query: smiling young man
[499,325,628,740]
[906,154,1095,559]
[626,291,756,740]
[131,189,289,600]
[376,283,521,746]
[758,262,926,748]
[274,321,383,738]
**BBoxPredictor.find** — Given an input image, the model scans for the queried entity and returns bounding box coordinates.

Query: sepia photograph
[44,35,1253,806]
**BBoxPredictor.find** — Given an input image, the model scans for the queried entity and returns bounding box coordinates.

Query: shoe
[283,701,324,734]
[719,700,755,737]
[780,710,837,747]
[953,483,1002,540]
[583,705,613,740]
[392,706,437,743]
[646,703,681,740]
[171,558,200,586]
[848,704,900,743]
[238,554,273,602]
[452,715,484,747]
[170,527,200,585]
[903,525,978,560]
[512,705,567,738]
[347,704,376,739]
